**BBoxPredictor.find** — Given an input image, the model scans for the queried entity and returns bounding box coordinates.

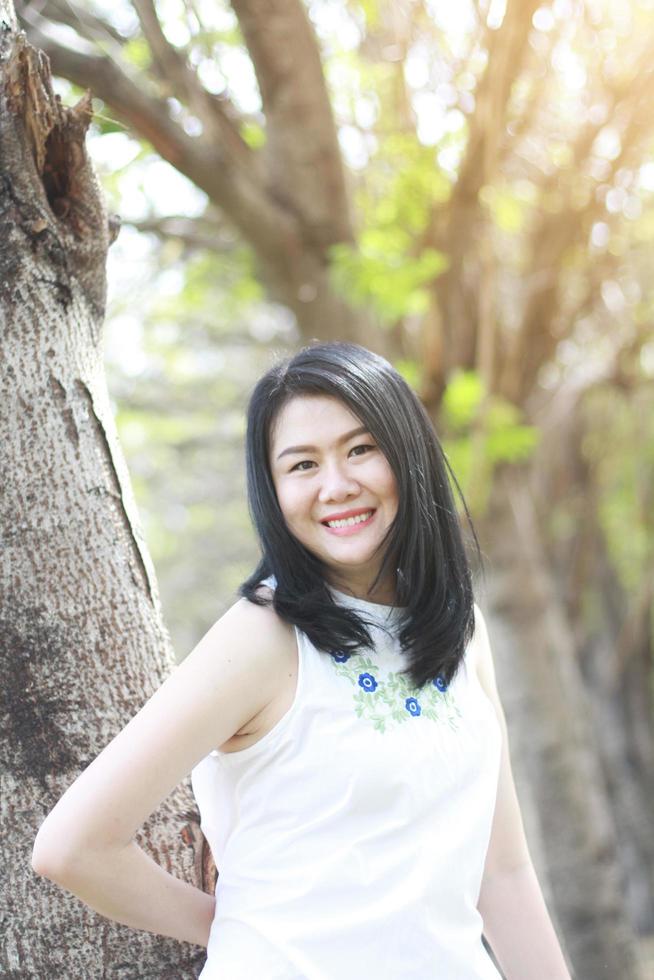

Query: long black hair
[237,341,483,688]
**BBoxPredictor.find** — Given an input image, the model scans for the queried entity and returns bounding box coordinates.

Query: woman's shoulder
[228,576,296,662]
[190,591,297,738]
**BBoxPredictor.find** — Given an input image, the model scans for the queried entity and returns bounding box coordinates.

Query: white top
[191,576,502,979]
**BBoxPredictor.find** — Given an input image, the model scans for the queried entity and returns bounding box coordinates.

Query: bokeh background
[16,1,654,976]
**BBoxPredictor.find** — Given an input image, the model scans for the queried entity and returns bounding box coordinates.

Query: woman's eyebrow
[276,425,370,461]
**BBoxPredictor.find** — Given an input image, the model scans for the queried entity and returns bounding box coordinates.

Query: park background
[2,0,653,977]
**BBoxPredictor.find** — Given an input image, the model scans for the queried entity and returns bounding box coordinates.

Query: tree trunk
[0,5,209,976]
[575,494,654,954]
[477,467,642,979]
[531,389,654,951]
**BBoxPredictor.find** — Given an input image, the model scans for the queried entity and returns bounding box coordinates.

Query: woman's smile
[320,508,377,535]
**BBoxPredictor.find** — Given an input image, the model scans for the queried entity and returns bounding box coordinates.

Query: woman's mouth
[321,509,377,536]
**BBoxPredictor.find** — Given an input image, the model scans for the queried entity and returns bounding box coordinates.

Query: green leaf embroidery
[329,652,462,733]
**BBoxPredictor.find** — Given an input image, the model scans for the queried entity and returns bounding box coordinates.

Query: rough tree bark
[0,3,210,976]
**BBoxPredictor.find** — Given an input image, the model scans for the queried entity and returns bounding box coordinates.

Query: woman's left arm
[472,604,573,980]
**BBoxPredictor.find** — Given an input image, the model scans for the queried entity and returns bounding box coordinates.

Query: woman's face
[268,394,399,600]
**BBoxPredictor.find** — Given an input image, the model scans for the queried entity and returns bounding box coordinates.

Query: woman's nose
[317,462,360,500]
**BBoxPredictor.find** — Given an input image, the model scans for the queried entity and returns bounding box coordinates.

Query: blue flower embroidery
[328,652,461,733]
[405,697,421,716]
[358,672,378,692]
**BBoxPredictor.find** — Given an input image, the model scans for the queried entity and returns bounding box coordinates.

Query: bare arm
[472,604,572,980]
[46,840,216,947]
[32,597,293,946]
[478,862,572,980]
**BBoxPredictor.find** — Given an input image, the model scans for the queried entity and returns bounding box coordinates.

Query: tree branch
[16,6,302,276]
[500,42,654,404]
[131,0,253,167]
[127,214,238,254]
[453,0,542,206]
[231,0,354,249]
[422,0,542,381]
[19,0,129,46]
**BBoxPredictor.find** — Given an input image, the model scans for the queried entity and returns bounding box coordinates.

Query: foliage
[394,358,421,391]
[329,238,448,323]
[440,370,539,514]
[329,130,451,322]
[40,0,654,655]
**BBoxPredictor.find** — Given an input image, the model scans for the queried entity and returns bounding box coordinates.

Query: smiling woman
[33,341,572,980]
[239,341,481,681]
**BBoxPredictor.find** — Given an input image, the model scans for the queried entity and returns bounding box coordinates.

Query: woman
[32,341,572,979]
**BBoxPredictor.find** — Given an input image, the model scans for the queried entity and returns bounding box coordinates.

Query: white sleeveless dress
[191,576,503,979]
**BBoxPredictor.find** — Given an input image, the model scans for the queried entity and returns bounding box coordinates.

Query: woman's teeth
[325,510,374,528]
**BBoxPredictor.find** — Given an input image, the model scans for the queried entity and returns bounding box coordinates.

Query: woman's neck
[327,575,398,606]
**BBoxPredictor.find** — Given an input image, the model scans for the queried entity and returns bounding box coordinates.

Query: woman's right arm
[31,597,293,947]
[43,838,218,948]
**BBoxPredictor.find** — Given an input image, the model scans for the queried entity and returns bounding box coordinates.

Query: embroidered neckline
[327,587,461,734]
[328,650,462,734]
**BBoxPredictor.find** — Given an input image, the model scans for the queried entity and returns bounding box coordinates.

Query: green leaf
[442,370,484,429]
[395,359,421,391]
[122,37,152,71]
[486,425,539,462]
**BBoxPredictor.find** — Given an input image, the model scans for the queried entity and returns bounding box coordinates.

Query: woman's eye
[289,444,375,472]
